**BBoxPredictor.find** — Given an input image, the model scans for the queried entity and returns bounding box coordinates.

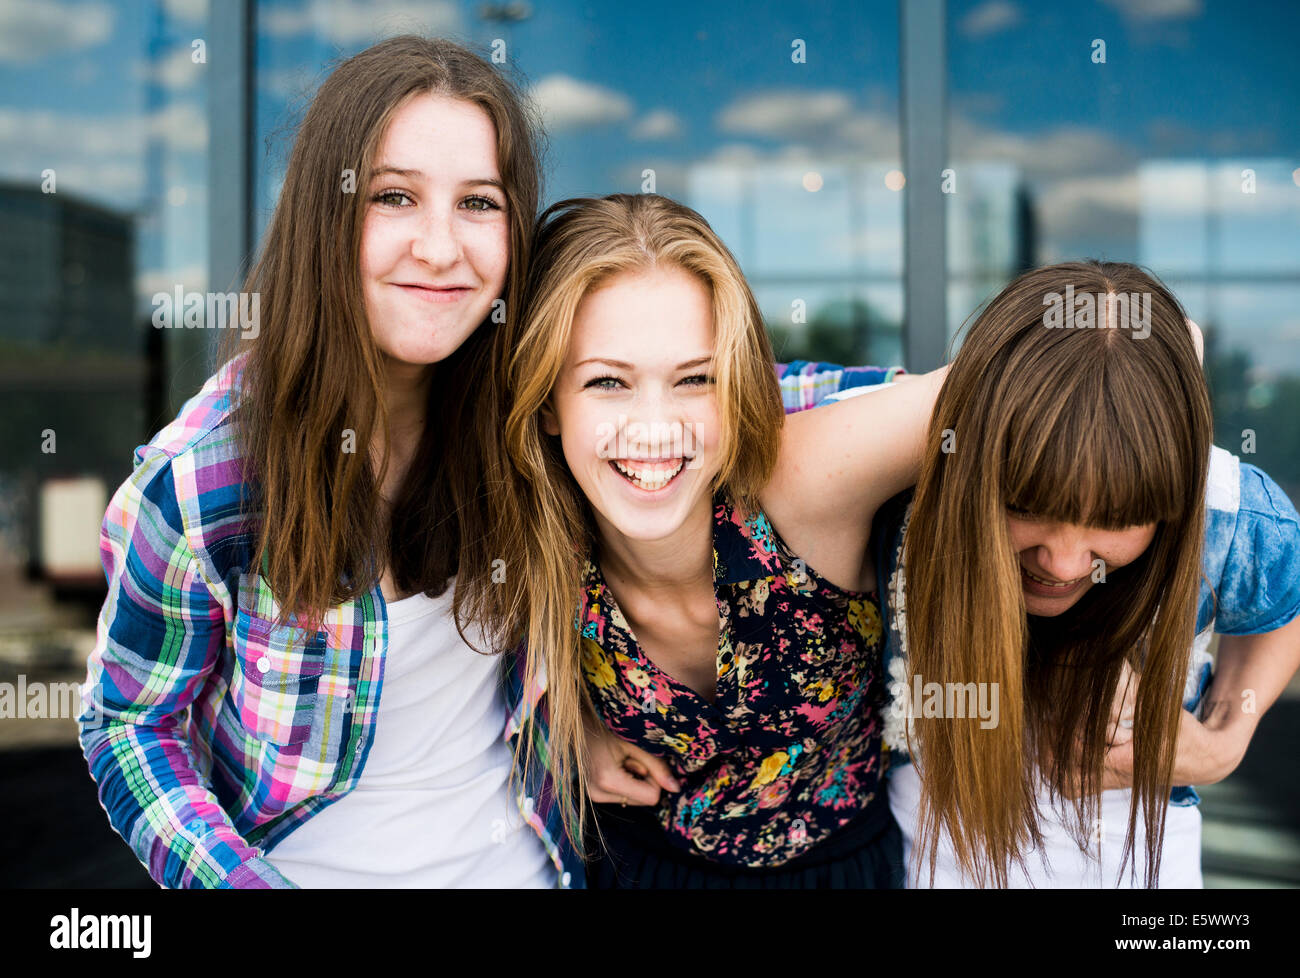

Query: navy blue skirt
[583,790,904,889]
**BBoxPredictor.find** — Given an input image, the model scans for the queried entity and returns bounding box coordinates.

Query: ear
[540,400,560,437]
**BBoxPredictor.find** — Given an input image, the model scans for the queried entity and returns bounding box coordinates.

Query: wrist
[1194,698,1257,780]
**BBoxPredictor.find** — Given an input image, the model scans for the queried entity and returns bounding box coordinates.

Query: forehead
[374,92,499,179]
[568,266,714,364]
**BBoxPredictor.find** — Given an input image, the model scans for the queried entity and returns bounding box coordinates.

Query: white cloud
[260,0,460,44]
[951,115,1135,176]
[131,44,206,91]
[0,102,207,206]
[1100,0,1202,21]
[958,1,1022,39]
[530,74,632,132]
[162,0,208,24]
[630,109,683,141]
[718,89,854,138]
[0,0,113,64]
[259,65,323,101]
[716,88,899,159]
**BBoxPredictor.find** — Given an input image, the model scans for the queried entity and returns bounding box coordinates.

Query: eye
[678,374,714,387]
[463,194,503,212]
[583,375,625,391]
[372,189,413,207]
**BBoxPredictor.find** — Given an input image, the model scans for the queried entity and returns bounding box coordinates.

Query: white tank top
[265,581,554,888]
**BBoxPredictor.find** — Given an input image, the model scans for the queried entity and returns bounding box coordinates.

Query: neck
[595,494,715,595]
[373,354,433,498]
[380,354,433,434]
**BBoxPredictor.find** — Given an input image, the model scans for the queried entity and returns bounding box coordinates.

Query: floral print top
[578,492,887,868]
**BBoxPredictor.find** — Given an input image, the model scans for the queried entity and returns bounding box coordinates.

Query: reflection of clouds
[951,116,1134,176]
[0,102,206,204]
[132,45,206,92]
[530,74,632,132]
[1140,161,1300,215]
[0,0,113,65]
[958,1,1022,39]
[260,0,460,43]
[162,0,208,23]
[715,88,899,158]
[630,110,683,141]
[259,65,324,102]
[1100,0,1202,22]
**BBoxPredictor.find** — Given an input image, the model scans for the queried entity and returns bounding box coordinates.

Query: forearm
[80,713,296,889]
[1195,615,1300,778]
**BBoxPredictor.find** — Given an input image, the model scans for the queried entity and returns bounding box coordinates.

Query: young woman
[863,261,1300,887]
[477,192,949,887]
[77,36,582,888]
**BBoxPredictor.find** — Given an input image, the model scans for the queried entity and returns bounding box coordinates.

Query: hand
[1057,659,1247,795]
[582,705,681,806]
[1101,706,1252,789]
[1187,319,1204,365]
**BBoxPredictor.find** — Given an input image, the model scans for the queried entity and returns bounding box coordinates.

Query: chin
[1023,592,1087,617]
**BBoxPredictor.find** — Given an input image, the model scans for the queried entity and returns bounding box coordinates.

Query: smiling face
[359,92,509,368]
[1005,509,1157,616]
[542,264,721,544]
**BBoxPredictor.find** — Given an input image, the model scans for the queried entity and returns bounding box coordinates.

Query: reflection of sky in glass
[947,0,1300,499]
[253,0,901,350]
[0,0,211,306]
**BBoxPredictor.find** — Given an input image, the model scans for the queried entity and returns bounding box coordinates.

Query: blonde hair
[468,194,785,845]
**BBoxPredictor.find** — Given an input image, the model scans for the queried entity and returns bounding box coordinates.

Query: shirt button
[561,872,571,887]
[256,656,270,674]
[523,796,535,814]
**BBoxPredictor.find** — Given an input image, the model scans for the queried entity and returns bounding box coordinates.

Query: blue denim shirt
[868,445,1300,806]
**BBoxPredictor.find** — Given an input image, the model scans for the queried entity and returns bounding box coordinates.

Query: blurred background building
[0,0,1296,887]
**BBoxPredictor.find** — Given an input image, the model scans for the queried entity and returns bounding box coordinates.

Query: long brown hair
[904,261,1212,886]
[217,35,542,629]
[464,194,785,845]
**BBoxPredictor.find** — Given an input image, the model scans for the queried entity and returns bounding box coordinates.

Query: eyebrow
[576,356,714,371]
[370,166,504,191]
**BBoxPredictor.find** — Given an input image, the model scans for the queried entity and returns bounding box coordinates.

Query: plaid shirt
[80,354,896,889]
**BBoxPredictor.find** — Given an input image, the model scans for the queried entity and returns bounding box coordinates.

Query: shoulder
[114,353,254,596]
[137,352,247,467]
[1202,446,1300,636]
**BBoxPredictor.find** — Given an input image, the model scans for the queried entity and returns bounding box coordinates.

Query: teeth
[612,459,684,490]
[1023,567,1076,588]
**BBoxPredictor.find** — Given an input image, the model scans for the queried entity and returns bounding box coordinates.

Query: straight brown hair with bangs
[464,194,786,846]
[216,35,542,629]
[904,260,1212,887]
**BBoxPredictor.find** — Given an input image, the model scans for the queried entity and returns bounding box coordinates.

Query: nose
[620,389,689,457]
[1031,527,1095,583]
[409,204,464,269]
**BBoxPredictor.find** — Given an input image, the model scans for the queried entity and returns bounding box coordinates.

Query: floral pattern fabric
[579,492,887,868]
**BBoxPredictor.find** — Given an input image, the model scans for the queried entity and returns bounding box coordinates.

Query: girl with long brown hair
[475,192,950,887]
[78,36,584,887]
[872,260,1300,887]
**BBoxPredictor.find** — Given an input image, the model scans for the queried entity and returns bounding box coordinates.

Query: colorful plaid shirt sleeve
[78,445,296,889]
[774,360,906,413]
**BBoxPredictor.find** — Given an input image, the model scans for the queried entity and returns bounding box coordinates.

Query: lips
[393,283,473,303]
[1020,564,1086,596]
